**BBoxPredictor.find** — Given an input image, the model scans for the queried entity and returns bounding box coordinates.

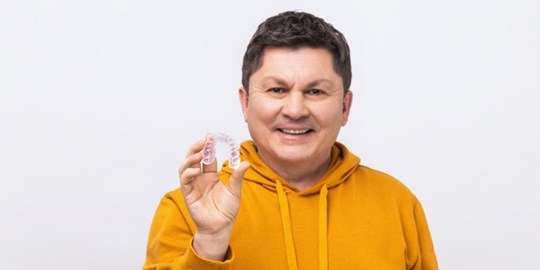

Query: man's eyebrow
[306,79,335,89]
[261,76,336,89]
[261,76,289,86]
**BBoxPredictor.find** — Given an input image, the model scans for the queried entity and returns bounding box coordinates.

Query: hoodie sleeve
[411,200,438,270]
[142,189,233,270]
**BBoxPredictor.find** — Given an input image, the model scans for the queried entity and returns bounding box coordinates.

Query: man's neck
[259,153,332,191]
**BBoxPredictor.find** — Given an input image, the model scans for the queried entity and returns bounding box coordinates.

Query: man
[144,11,438,270]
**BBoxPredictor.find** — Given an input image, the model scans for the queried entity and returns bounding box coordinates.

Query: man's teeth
[281,129,310,135]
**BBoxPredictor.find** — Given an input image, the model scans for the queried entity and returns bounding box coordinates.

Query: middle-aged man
[144,11,438,270]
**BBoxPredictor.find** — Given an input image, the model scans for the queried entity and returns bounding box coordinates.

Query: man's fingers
[181,167,202,186]
[185,138,206,157]
[228,161,250,195]
[179,152,204,173]
[179,138,206,178]
[178,153,204,189]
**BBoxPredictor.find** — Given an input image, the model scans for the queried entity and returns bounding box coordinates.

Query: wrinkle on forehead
[249,47,344,93]
[258,75,337,89]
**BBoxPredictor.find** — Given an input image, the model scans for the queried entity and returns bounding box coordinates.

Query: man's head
[238,12,353,174]
[242,11,351,94]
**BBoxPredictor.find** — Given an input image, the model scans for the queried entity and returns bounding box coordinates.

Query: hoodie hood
[221,140,361,195]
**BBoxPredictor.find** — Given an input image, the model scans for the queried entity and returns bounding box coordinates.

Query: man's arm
[142,189,234,270]
[413,200,438,270]
[143,138,249,269]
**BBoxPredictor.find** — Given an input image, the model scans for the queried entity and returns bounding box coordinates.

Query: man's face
[239,47,352,168]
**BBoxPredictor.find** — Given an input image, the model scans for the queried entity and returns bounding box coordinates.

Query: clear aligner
[201,133,240,170]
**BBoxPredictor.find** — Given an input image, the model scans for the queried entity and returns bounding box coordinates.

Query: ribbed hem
[172,238,233,270]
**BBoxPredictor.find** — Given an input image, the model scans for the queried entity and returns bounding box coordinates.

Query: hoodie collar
[222,140,360,195]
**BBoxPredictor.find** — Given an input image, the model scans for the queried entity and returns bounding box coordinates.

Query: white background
[1,0,539,269]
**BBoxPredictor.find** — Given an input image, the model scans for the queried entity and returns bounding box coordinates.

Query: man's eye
[269,88,285,93]
[307,89,323,95]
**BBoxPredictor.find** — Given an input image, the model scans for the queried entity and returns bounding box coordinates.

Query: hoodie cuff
[173,238,233,270]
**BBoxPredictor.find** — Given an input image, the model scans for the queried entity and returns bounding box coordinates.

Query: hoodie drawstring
[276,181,329,270]
[276,180,298,270]
[319,184,328,270]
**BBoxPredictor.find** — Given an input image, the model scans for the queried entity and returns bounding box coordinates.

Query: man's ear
[341,90,353,126]
[239,87,249,122]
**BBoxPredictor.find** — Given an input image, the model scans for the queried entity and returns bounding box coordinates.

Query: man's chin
[273,149,313,164]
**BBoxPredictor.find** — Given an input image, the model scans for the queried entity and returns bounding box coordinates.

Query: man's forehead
[260,46,333,61]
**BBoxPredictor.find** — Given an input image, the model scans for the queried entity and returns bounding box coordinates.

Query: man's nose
[281,91,309,120]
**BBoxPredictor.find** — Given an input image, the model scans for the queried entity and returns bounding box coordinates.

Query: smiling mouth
[278,128,313,135]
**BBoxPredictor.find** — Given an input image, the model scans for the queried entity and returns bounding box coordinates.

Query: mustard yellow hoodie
[143,141,438,270]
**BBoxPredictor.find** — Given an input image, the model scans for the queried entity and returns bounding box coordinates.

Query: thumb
[228,161,250,195]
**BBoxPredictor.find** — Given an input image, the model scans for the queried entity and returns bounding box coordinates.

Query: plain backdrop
[1,0,539,269]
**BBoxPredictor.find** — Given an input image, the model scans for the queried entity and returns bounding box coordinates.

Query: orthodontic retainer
[201,133,240,170]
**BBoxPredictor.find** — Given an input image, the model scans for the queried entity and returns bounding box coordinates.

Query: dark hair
[241,11,352,94]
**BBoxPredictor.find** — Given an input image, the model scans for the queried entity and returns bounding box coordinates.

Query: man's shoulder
[156,188,186,210]
[351,165,417,199]
[163,188,182,199]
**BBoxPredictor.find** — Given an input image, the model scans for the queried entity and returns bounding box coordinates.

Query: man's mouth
[277,128,313,135]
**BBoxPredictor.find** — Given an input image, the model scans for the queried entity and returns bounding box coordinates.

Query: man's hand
[179,137,250,261]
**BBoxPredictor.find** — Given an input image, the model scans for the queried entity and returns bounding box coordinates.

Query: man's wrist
[193,229,232,261]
